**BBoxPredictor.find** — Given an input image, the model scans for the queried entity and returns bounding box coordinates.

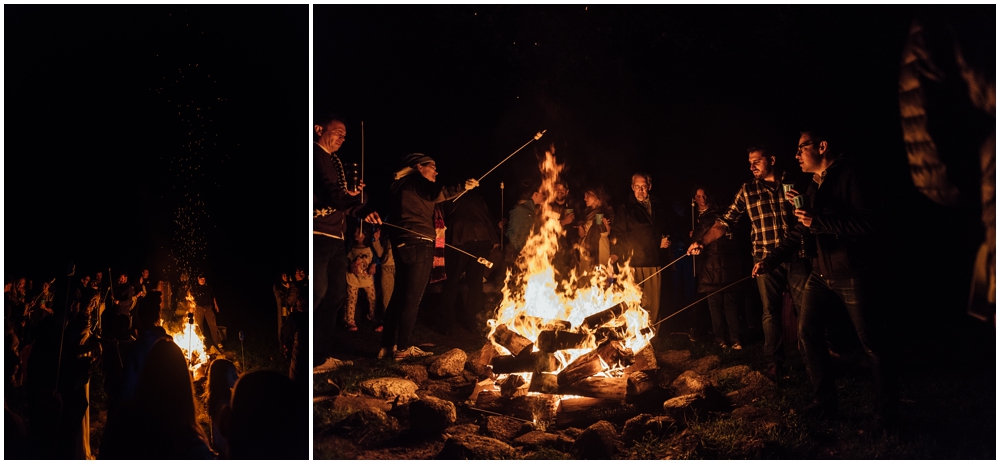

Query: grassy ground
[315,288,996,459]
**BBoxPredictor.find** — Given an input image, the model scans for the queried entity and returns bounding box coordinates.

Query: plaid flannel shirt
[718,179,796,260]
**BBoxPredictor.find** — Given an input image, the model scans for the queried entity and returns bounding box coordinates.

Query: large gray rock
[437,434,517,459]
[684,355,721,374]
[428,348,468,377]
[570,420,620,459]
[671,370,710,396]
[444,423,480,436]
[662,393,708,422]
[513,430,564,450]
[399,364,429,384]
[481,415,526,441]
[657,350,691,368]
[621,414,679,445]
[408,396,456,434]
[332,408,401,446]
[710,365,752,384]
[358,377,419,404]
[725,370,776,406]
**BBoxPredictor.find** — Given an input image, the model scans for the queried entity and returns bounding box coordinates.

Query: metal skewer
[650,275,754,329]
[380,222,494,268]
[636,253,690,286]
[452,130,546,202]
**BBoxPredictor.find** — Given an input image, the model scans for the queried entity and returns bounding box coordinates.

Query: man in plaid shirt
[687,146,809,380]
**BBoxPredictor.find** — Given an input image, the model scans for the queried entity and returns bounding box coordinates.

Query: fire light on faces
[487,149,655,388]
[169,292,209,378]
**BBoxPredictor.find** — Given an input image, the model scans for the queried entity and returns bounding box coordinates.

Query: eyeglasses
[797,140,816,150]
[632,184,649,191]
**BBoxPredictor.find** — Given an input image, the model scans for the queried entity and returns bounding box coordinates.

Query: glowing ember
[487,149,655,390]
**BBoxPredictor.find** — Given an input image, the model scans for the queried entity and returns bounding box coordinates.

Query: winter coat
[692,206,742,292]
[610,195,668,267]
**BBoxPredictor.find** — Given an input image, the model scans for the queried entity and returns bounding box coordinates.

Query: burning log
[580,302,628,330]
[528,373,559,394]
[499,374,528,398]
[626,371,654,396]
[557,342,626,386]
[491,324,532,356]
[624,344,658,374]
[535,330,589,352]
[474,388,558,423]
[555,397,626,427]
[559,376,627,400]
[491,351,558,374]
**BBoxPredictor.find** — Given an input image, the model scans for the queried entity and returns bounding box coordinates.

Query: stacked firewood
[473,303,658,422]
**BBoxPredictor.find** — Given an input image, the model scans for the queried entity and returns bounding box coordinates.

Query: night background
[316,4,994,354]
[6,5,308,345]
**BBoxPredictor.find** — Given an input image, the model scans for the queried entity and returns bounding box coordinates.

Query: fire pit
[474,150,658,425]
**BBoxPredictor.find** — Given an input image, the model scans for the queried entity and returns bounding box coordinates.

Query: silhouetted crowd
[5,268,308,459]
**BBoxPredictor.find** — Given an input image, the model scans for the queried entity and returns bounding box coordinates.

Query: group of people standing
[313,114,897,431]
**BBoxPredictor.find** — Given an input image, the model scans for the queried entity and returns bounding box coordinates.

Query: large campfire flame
[487,149,655,389]
[169,292,209,378]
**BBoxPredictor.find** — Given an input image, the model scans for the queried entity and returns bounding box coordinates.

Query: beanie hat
[401,153,434,168]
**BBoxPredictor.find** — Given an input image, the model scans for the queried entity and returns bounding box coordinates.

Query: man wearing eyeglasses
[687,146,809,381]
[610,172,671,325]
[752,130,897,431]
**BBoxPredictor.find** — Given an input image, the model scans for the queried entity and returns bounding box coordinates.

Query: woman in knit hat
[379,153,478,360]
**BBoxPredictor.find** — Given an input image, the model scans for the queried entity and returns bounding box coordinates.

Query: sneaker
[394,345,433,361]
[716,339,728,349]
[377,346,395,360]
[347,323,358,332]
[732,342,743,351]
[313,357,352,374]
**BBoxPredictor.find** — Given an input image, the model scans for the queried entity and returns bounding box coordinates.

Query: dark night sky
[6,6,308,325]
[316,5,994,346]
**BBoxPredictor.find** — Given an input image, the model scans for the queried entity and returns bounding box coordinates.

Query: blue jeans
[755,258,810,365]
[381,241,434,351]
[799,272,898,415]
[314,235,347,361]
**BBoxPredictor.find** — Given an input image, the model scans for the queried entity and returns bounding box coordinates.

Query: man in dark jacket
[380,153,477,361]
[754,130,897,430]
[439,192,499,334]
[313,114,379,374]
[610,173,671,324]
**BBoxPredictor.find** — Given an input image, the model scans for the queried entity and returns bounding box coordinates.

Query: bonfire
[478,149,657,424]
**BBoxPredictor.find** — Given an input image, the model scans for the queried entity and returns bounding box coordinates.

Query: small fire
[169,292,209,377]
[488,149,655,389]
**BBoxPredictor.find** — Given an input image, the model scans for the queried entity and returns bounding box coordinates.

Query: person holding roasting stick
[369,153,479,361]
[313,115,381,374]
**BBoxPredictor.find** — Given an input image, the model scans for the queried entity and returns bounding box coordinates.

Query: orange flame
[487,149,654,384]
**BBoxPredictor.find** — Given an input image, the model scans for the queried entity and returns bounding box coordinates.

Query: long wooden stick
[452,130,546,202]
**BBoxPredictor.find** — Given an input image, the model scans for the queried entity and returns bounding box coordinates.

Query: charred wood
[528,373,560,394]
[491,351,558,374]
[580,302,628,330]
[559,376,627,400]
[490,324,533,356]
[536,330,589,352]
